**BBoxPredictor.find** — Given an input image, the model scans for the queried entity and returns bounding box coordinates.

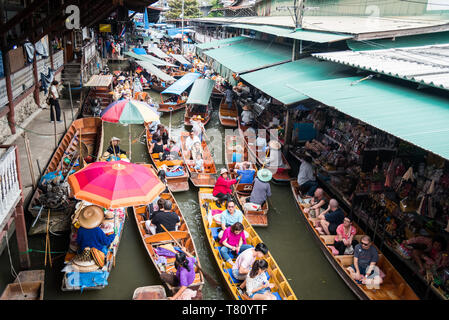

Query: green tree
[208,0,224,17]
[165,0,202,20]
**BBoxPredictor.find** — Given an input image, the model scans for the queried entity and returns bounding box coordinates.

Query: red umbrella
[68,161,165,208]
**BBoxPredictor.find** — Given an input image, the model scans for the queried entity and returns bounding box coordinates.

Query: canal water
[0,68,356,300]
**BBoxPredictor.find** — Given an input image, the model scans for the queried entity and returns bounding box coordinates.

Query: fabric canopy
[291,76,449,160]
[135,61,175,82]
[186,78,215,105]
[124,51,176,67]
[161,72,201,95]
[133,47,147,55]
[240,57,353,105]
[170,54,191,66]
[146,45,170,59]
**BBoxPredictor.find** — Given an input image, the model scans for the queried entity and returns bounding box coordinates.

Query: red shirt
[213,176,236,196]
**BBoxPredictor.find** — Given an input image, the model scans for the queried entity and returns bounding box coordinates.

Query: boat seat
[210,227,221,241]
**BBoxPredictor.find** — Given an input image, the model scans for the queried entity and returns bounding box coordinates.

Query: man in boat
[184,130,201,159]
[213,168,238,208]
[76,205,116,255]
[314,199,344,235]
[107,137,126,157]
[303,188,327,218]
[190,115,205,141]
[225,84,234,109]
[147,200,180,234]
[232,242,269,290]
[347,235,383,287]
[241,105,254,126]
[297,155,318,197]
[233,162,255,185]
[243,169,272,212]
[218,199,243,240]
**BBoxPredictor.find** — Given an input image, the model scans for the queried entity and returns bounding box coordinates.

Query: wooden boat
[170,70,187,78]
[0,270,44,300]
[81,75,114,118]
[150,82,167,93]
[133,285,167,300]
[219,97,238,128]
[198,188,297,300]
[145,125,190,192]
[184,101,212,127]
[27,118,102,231]
[133,186,204,297]
[238,117,292,184]
[158,93,186,113]
[290,180,419,300]
[184,78,214,128]
[212,85,224,99]
[180,131,217,187]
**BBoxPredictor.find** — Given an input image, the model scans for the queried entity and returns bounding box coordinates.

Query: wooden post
[63,111,67,131]
[23,132,36,190]
[52,106,57,148]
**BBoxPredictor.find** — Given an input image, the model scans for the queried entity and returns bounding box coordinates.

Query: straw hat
[91,247,106,268]
[78,205,104,229]
[71,248,99,273]
[269,140,282,150]
[118,76,126,81]
[192,115,203,121]
[220,168,228,175]
[257,168,272,182]
[242,105,252,111]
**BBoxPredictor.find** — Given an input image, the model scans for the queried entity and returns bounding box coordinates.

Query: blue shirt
[77,226,115,253]
[221,209,243,227]
[232,153,242,162]
[237,169,255,184]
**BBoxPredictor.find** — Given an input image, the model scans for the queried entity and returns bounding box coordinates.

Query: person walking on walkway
[49,80,62,123]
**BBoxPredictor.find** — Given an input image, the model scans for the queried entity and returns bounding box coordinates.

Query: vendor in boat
[225,84,234,109]
[241,105,254,126]
[161,251,201,300]
[107,137,126,156]
[76,205,116,254]
[243,169,271,212]
[347,235,383,287]
[213,168,238,208]
[303,188,327,218]
[314,199,345,235]
[190,115,204,141]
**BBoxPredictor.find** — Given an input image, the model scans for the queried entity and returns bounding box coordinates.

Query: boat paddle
[160,224,220,288]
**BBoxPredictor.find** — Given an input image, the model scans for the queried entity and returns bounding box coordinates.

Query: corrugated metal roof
[313,44,449,91]
[290,76,449,160]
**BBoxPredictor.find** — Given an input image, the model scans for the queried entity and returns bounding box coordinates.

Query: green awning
[240,57,353,105]
[186,79,215,105]
[124,51,176,67]
[227,24,353,43]
[290,76,449,160]
[204,38,292,76]
[134,61,176,83]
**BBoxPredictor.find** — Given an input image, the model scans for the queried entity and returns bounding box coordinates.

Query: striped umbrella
[100,99,159,124]
[68,161,165,209]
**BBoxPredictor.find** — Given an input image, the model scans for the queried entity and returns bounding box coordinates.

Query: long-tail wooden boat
[211,86,224,99]
[81,75,114,118]
[0,270,44,300]
[238,117,292,184]
[290,180,419,300]
[219,97,238,128]
[145,125,189,192]
[133,186,204,297]
[224,135,268,227]
[158,93,186,113]
[184,78,214,128]
[198,188,297,300]
[27,118,103,234]
[180,131,217,187]
[184,101,212,128]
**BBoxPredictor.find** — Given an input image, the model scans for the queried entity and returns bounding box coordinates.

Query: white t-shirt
[241,110,254,123]
[50,85,59,99]
[246,271,268,296]
[232,248,255,273]
[185,135,200,150]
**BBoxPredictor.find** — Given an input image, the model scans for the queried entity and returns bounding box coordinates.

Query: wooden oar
[160,224,220,288]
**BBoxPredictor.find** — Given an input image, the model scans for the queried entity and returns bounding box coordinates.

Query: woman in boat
[184,131,201,159]
[245,260,276,300]
[150,136,165,155]
[107,137,126,157]
[157,170,170,193]
[213,168,238,208]
[403,235,448,274]
[219,222,252,267]
[190,115,204,141]
[334,216,358,255]
[156,124,169,145]
[244,169,272,212]
[162,251,201,300]
[233,243,269,287]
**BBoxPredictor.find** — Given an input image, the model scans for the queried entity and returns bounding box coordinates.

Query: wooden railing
[0,146,21,223]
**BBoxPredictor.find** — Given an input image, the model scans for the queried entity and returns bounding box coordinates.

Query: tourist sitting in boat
[147,200,180,235]
[303,188,327,218]
[314,199,345,235]
[144,198,165,233]
[347,235,383,287]
[156,124,169,145]
[150,136,166,155]
[218,200,243,239]
[219,222,253,267]
[162,251,201,300]
[162,139,181,160]
[148,119,161,134]
[232,243,269,289]
[334,216,358,255]
[213,168,238,208]
[107,137,126,156]
[193,153,204,172]
[243,169,272,212]
[241,105,254,126]
[403,235,448,275]
[76,205,116,254]
[184,131,201,159]
[157,170,170,193]
[245,260,277,300]
[133,76,143,93]
[297,155,318,197]
[233,162,255,184]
